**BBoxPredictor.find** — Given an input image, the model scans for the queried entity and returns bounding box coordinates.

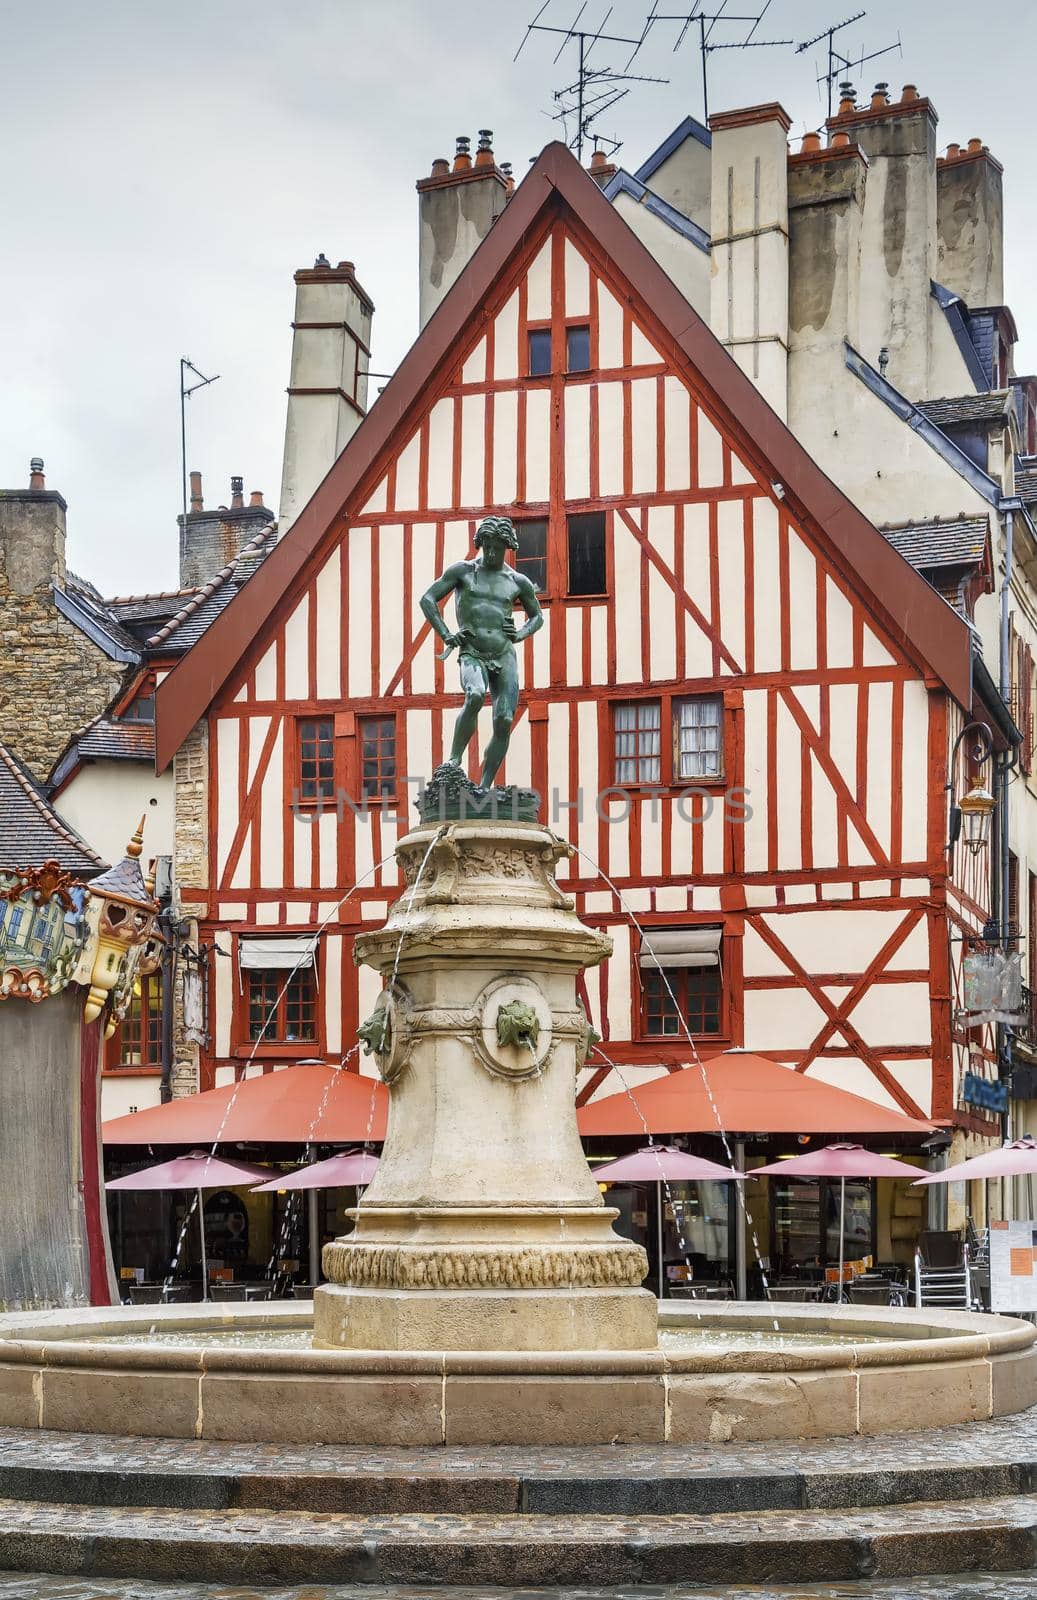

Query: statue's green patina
[419,515,543,790]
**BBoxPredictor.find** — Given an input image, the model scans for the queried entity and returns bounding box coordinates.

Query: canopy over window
[638,926,722,970]
[238,936,317,971]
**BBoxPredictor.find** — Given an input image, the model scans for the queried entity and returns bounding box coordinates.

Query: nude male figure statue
[419,514,544,789]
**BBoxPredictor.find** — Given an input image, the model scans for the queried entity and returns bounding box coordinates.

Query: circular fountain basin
[0,1299,1033,1445]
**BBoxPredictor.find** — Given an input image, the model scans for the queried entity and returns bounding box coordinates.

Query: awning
[103,1062,387,1147]
[639,927,721,969]
[578,1054,934,1138]
[237,936,317,971]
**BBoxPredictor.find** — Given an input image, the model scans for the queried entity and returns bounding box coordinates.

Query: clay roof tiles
[917,391,1013,428]
[0,742,107,876]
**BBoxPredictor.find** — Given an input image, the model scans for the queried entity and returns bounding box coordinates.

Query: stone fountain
[0,514,1034,1453]
[315,803,654,1351]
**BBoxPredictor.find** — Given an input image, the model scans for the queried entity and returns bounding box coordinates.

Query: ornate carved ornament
[0,869,89,1003]
[356,982,414,1085]
[397,825,575,912]
[323,1237,648,1290]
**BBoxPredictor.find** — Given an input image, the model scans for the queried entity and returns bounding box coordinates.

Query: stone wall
[171,721,209,1097]
[0,483,128,783]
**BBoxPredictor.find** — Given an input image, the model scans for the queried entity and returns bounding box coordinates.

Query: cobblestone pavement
[1,1403,1036,1478]
[1,1573,1037,1598]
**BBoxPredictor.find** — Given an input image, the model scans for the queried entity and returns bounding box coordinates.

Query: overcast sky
[2,0,1034,595]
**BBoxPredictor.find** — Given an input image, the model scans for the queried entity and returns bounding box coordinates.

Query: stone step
[0,1494,1035,1587]
[0,1453,1032,1517]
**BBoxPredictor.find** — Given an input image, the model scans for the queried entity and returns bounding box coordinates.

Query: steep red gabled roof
[155,141,972,770]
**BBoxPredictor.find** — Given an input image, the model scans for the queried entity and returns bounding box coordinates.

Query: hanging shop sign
[962,1072,1010,1114]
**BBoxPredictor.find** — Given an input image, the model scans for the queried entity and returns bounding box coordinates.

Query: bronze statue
[419,515,543,790]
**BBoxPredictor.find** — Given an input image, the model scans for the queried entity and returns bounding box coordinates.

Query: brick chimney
[0,458,67,596]
[278,256,374,536]
[708,104,792,419]
[937,137,1004,308]
[178,474,274,590]
[417,132,509,329]
[825,83,938,398]
[588,147,617,187]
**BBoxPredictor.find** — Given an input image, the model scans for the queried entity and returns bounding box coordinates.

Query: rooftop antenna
[644,1,792,123]
[796,11,902,121]
[515,3,666,162]
[179,358,220,522]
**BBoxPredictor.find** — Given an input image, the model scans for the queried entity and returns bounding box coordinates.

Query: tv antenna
[796,12,902,121]
[642,2,792,123]
[515,4,666,162]
[179,357,220,522]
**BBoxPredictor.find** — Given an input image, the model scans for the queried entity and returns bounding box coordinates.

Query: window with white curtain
[675,696,723,779]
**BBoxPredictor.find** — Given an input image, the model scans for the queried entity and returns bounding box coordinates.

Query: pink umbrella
[752,1143,921,1290]
[106,1150,274,1301]
[911,1137,1037,1186]
[251,1151,380,1192]
[591,1145,744,1297]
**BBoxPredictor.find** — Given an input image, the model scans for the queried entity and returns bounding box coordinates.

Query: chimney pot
[314,252,330,269]
[230,476,244,510]
[430,157,450,177]
[901,83,919,102]
[453,135,472,173]
[837,81,856,115]
[946,142,960,159]
[800,130,822,154]
[870,81,890,109]
[336,260,354,272]
[830,129,851,148]
[249,490,264,507]
[968,137,983,153]
[189,470,203,512]
[28,458,45,490]
[475,129,495,167]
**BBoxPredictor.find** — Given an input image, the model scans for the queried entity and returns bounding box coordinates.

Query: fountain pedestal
[314,817,654,1351]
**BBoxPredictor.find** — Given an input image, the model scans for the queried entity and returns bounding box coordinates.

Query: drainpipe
[999,504,1016,1148]
[159,909,176,1105]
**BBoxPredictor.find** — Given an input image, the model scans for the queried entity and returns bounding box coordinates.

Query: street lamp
[947,722,995,857]
[958,780,997,856]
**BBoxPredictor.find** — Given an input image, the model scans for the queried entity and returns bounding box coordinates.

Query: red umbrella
[911,1137,1037,1186]
[752,1143,921,1289]
[590,1145,744,1297]
[251,1151,380,1192]
[578,1055,934,1137]
[107,1151,274,1301]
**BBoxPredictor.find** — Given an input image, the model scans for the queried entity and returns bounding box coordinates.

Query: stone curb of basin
[0,1301,1034,1445]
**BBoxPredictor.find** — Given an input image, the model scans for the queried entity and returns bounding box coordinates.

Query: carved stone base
[313,1284,658,1352]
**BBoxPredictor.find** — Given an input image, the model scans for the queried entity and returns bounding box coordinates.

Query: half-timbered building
[153,137,997,1188]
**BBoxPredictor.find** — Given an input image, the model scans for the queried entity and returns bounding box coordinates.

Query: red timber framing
[156,142,983,1124]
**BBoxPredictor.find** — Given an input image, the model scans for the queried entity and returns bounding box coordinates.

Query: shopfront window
[773,1177,874,1273]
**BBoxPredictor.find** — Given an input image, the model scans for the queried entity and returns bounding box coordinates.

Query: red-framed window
[566,323,591,372]
[567,512,607,595]
[358,715,397,801]
[107,972,163,1069]
[612,694,724,786]
[247,969,317,1043]
[642,966,723,1037]
[514,519,548,593]
[298,717,335,803]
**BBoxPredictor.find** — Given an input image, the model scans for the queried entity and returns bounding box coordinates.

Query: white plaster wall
[55,764,173,872]
[611,193,709,319]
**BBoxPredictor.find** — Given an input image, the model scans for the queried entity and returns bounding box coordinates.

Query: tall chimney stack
[826,84,938,398]
[708,104,792,419]
[0,457,67,596]
[179,475,273,589]
[417,132,509,330]
[278,256,374,536]
[937,139,1004,309]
